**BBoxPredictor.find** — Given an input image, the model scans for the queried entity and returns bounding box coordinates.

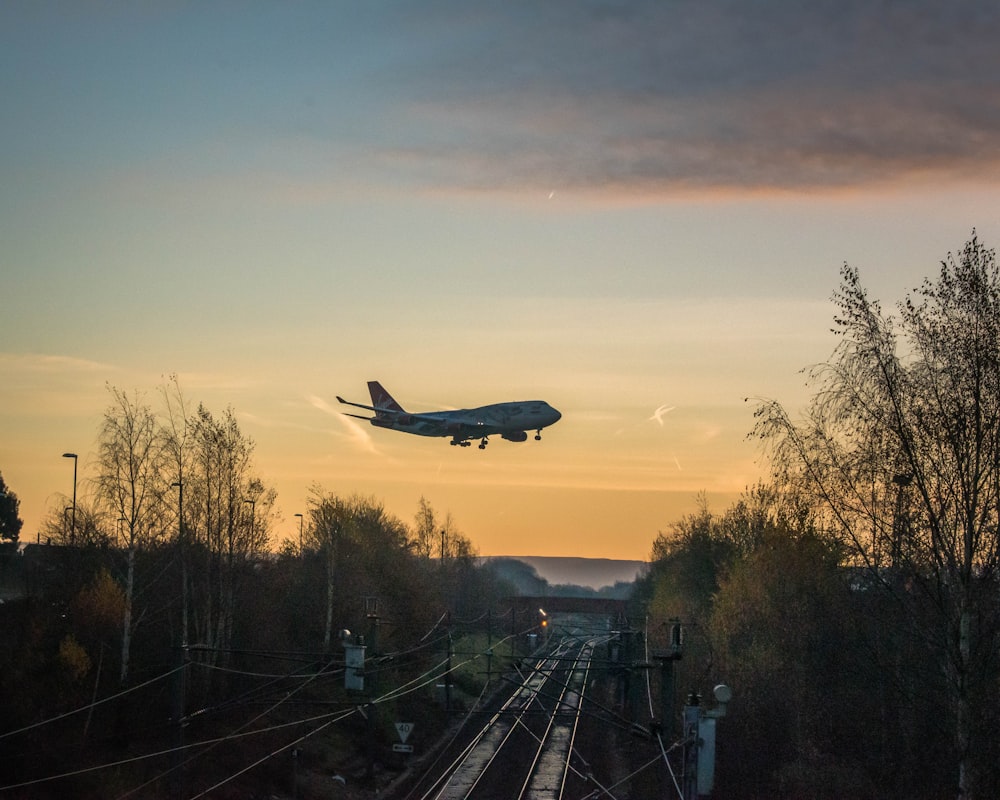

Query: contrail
[649,404,676,426]
[308,394,379,455]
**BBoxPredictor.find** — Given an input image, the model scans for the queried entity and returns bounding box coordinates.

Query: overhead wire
[0,664,183,742]
[123,651,343,796]
[642,616,684,800]
[186,706,358,800]
[180,621,639,799]
[573,753,665,800]
[0,705,358,796]
[4,613,619,797]
[396,663,496,800]
[185,644,484,799]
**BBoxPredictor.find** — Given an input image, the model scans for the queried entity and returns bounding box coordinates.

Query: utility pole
[486,607,493,688]
[366,597,379,781]
[511,606,517,660]
[653,620,684,740]
[445,612,453,713]
[171,643,188,798]
[171,479,188,799]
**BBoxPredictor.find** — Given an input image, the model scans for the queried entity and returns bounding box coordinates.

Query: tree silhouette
[755,233,1000,799]
[0,471,24,543]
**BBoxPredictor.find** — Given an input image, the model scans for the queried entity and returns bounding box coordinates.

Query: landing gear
[478,437,488,449]
[535,429,542,441]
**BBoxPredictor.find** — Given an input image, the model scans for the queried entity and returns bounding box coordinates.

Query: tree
[307,488,352,651]
[94,385,168,684]
[184,404,274,680]
[0,471,23,543]
[754,233,1000,798]
[412,495,437,559]
[39,497,109,548]
[160,373,194,653]
[645,495,735,627]
[710,529,869,798]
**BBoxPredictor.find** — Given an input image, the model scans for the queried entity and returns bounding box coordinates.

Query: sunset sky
[3,2,1000,560]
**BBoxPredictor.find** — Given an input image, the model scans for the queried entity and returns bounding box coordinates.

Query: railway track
[413,631,606,800]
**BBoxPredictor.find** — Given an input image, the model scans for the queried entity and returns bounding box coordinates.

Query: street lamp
[62,453,77,545]
[172,481,188,650]
[245,498,255,541]
[294,513,304,554]
[172,482,183,533]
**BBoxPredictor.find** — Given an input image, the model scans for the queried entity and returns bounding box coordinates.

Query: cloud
[307,394,381,456]
[368,1,1000,195]
[649,404,676,427]
[0,353,119,417]
[0,352,116,374]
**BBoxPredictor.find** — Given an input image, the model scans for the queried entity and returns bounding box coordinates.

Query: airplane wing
[338,394,455,430]
[337,392,505,442]
[337,396,401,416]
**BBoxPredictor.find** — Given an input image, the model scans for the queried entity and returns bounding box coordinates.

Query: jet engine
[501,430,528,442]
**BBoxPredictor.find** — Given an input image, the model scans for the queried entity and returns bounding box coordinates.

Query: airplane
[337,381,562,449]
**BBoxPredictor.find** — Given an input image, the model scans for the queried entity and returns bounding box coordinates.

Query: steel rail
[519,640,595,800]
[423,641,577,800]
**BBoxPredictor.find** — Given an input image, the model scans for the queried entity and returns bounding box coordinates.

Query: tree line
[0,380,510,797]
[637,234,1000,800]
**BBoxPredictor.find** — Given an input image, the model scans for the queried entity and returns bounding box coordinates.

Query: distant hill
[485,555,647,591]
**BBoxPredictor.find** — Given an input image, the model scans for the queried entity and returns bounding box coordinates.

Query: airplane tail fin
[368,381,405,414]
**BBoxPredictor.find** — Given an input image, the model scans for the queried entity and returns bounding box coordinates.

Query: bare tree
[40,496,109,548]
[94,385,168,684]
[186,404,274,675]
[755,234,1000,799]
[160,374,192,650]
[412,496,437,559]
[308,489,352,651]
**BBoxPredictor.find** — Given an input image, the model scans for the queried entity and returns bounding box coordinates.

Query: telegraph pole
[445,611,453,713]
[653,620,684,740]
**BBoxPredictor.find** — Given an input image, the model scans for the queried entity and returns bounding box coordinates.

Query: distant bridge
[509,595,628,618]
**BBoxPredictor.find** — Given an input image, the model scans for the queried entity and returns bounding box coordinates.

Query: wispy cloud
[0,352,116,373]
[307,394,382,457]
[649,404,676,427]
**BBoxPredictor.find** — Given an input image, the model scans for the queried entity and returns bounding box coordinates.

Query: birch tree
[308,490,352,651]
[94,385,168,684]
[160,374,192,650]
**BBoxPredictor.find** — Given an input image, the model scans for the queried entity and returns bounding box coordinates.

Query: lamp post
[891,473,912,568]
[245,498,255,542]
[64,506,73,541]
[170,482,188,797]
[172,481,186,649]
[294,513,304,554]
[172,481,183,539]
[62,453,77,544]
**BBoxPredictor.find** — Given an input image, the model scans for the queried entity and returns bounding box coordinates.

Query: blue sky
[3,2,1000,558]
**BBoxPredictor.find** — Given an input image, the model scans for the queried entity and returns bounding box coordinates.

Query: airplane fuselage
[337,382,561,449]
[371,401,561,440]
